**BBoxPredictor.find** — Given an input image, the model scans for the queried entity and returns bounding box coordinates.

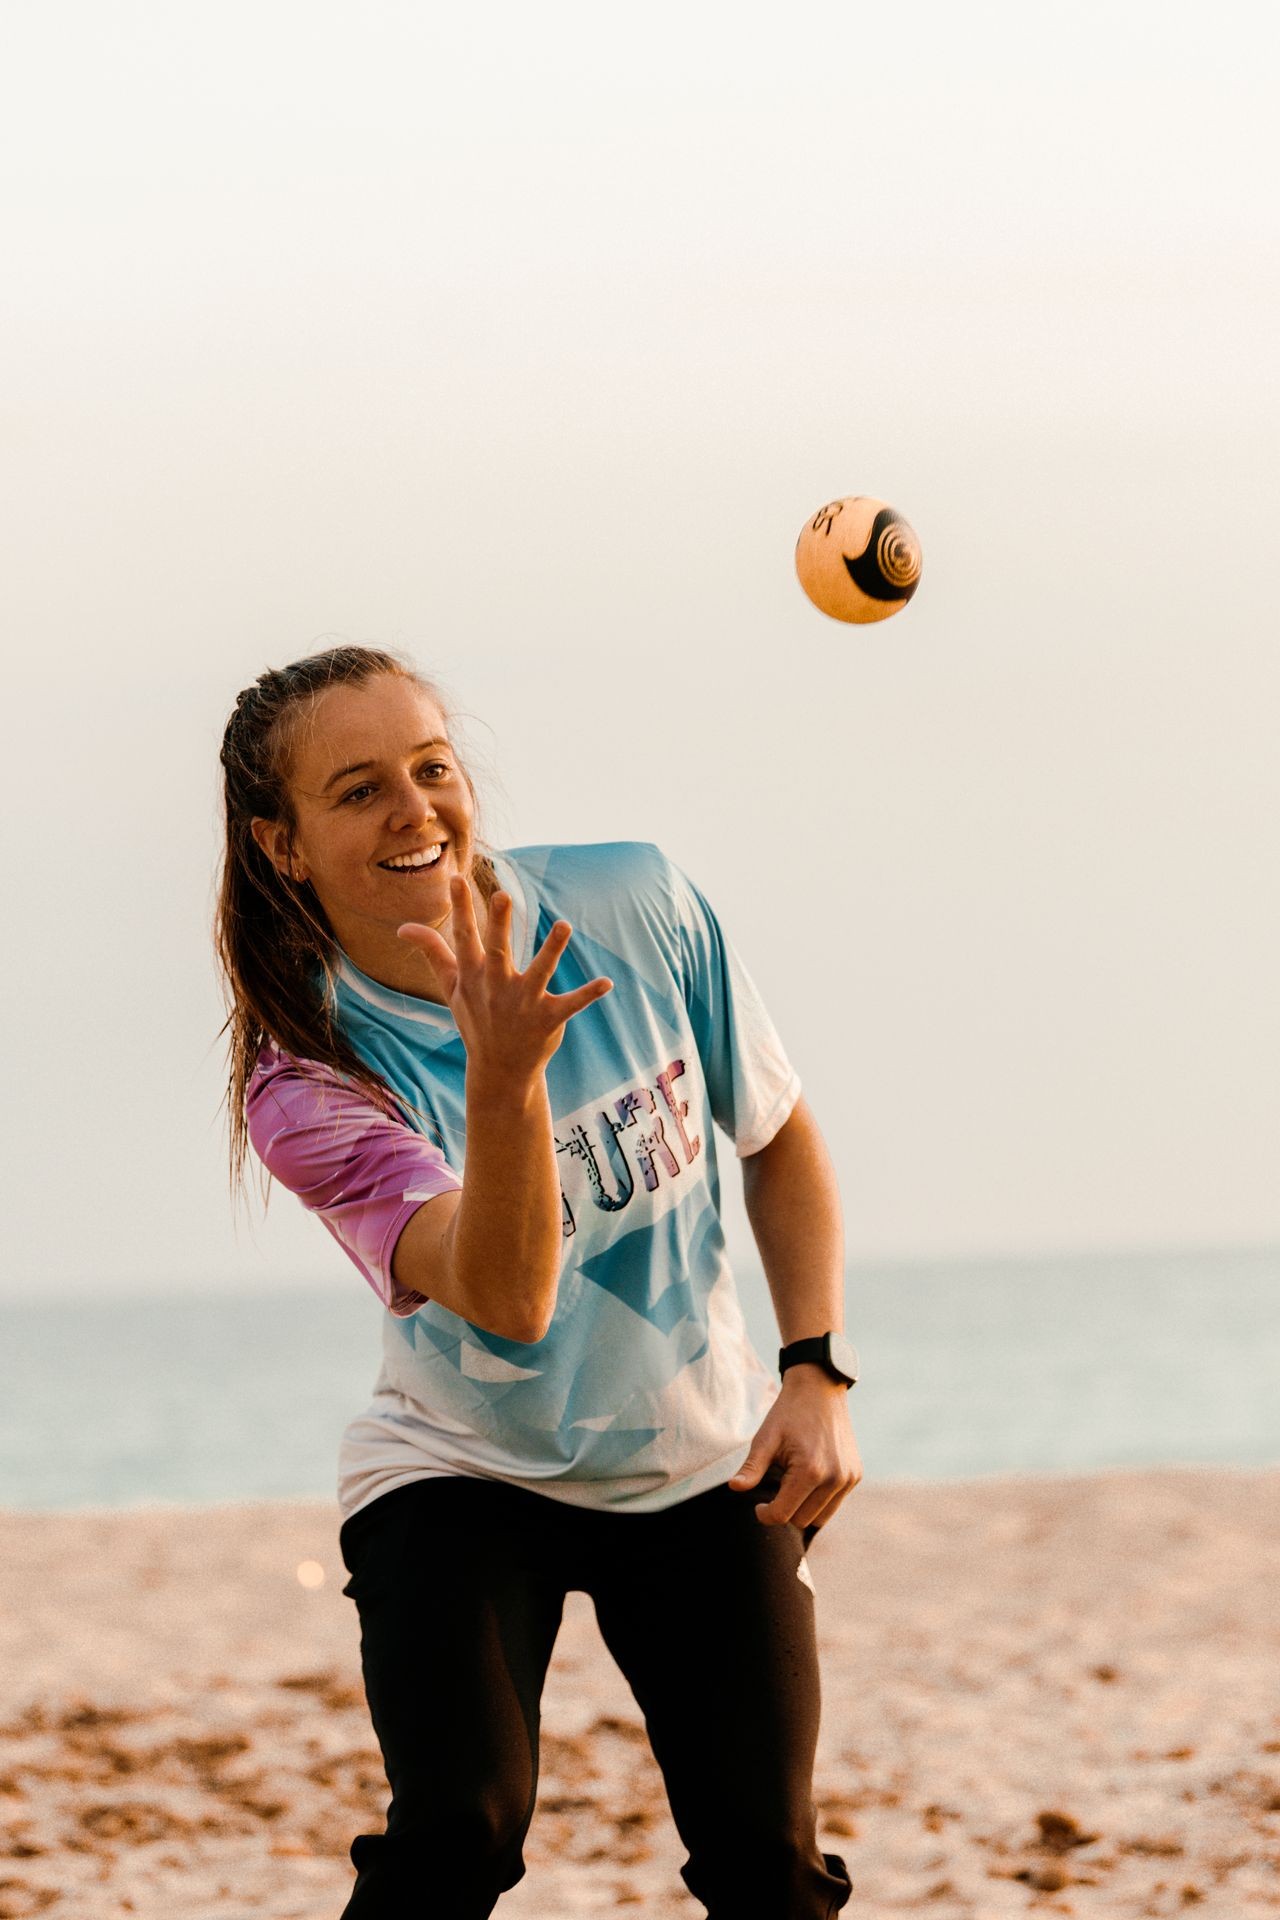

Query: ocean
[1,1246,1275,1510]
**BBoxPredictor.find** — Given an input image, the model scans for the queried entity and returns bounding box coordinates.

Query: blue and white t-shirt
[246,841,800,1519]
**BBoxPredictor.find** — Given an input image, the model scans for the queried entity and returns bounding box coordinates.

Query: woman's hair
[214,643,498,1206]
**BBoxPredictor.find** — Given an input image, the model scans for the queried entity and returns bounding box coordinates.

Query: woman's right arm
[390,878,612,1344]
[390,1074,560,1343]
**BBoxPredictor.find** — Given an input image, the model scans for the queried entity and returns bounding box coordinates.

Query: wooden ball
[795,496,922,624]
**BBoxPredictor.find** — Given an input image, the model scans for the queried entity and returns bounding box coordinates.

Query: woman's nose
[388,776,436,828]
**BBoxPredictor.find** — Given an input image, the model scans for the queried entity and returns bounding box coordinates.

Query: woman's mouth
[377,843,446,876]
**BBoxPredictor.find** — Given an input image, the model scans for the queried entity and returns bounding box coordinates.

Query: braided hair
[213,644,498,1205]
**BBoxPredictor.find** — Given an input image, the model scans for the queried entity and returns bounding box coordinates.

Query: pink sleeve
[245,1049,461,1317]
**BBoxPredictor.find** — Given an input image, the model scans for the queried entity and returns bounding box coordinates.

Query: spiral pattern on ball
[876,521,921,591]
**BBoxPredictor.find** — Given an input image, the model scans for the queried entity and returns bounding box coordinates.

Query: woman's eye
[341,762,449,804]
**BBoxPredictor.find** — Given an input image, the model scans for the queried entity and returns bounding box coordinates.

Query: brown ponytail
[213,644,498,1207]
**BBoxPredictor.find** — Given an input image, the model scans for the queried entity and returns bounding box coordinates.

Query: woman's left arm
[728,1094,864,1530]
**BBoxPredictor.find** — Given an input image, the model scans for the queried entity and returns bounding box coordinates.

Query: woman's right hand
[397,878,613,1088]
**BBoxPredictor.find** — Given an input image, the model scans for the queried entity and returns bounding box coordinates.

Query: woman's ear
[250,816,306,883]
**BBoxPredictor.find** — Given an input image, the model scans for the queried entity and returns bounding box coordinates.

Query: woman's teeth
[379,845,445,872]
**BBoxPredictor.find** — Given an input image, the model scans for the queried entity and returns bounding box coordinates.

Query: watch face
[827,1333,859,1384]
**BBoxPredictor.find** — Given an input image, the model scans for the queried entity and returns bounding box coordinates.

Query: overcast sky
[3,1,1277,1301]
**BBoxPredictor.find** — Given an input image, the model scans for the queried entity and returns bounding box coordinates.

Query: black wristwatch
[778,1332,859,1389]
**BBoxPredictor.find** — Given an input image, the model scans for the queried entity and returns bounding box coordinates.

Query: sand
[0,1466,1277,1918]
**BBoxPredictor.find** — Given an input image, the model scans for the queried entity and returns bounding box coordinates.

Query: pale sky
[3,1,1277,1300]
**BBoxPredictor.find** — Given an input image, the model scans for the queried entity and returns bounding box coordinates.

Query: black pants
[337,1472,852,1919]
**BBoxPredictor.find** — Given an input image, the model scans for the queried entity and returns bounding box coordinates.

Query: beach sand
[0,1466,1276,1918]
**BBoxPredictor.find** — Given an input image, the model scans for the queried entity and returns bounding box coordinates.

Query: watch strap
[778,1336,833,1374]
[778,1331,857,1386]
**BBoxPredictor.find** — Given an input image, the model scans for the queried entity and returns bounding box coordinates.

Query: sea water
[0,1245,1275,1509]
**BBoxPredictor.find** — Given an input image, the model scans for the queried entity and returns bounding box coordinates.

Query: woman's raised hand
[397,879,613,1088]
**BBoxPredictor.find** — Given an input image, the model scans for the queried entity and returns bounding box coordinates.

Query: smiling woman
[212,642,858,1919]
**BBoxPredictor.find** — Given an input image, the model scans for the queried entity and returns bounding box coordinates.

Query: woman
[216,644,861,1918]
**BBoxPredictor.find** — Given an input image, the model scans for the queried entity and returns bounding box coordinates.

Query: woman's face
[251,673,481,991]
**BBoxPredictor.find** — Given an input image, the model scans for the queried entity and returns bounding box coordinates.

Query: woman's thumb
[729,1451,767,1491]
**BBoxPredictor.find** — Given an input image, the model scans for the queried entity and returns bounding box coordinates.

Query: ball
[795,496,922,624]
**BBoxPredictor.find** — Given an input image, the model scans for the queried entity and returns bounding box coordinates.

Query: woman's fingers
[395,919,451,962]
[448,875,486,962]
[548,976,614,1022]
[401,894,610,1059]
[396,920,459,992]
[523,918,573,991]
[484,890,513,964]
[520,919,612,1023]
